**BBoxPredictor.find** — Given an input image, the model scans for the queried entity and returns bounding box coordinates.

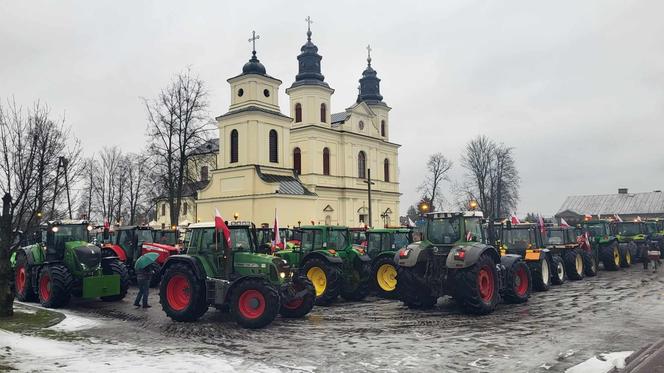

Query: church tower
[217,31,292,169]
[285,17,334,127]
[356,46,391,140]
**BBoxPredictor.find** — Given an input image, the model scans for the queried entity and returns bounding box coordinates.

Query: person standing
[134,263,154,308]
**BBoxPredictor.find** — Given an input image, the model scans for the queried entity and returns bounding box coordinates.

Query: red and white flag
[510,213,521,225]
[214,208,232,248]
[636,216,642,222]
[273,209,282,250]
[614,214,623,222]
[560,217,570,228]
[538,215,546,235]
[466,230,473,241]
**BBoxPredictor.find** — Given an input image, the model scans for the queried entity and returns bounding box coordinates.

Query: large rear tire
[581,250,598,277]
[340,262,371,302]
[551,255,566,285]
[38,264,73,308]
[230,278,279,329]
[503,260,531,304]
[14,254,37,302]
[530,257,551,292]
[301,258,341,306]
[619,245,632,268]
[562,249,584,281]
[396,265,437,309]
[452,253,500,315]
[100,259,130,302]
[279,278,315,318]
[372,256,399,299]
[159,263,208,322]
[601,242,621,271]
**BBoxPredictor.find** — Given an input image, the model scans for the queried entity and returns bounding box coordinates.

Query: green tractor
[13,220,129,308]
[396,212,532,315]
[579,219,622,271]
[274,225,371,306]
[543,226,589,281]
[365,227,412,298]
[158,221,315,329]
[644,220,664,253]
[613,221,644,266]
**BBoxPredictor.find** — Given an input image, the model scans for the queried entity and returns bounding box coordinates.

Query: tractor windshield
[155,231,177,245]
[427,217,461,245]
[583,223,609,237]
[53,224,89,244]
[616,223,640,236]
[658,221,664,231]
[545,230,566,245]
[230,228,254,252]
[136,229,153,244]
[393,232,411,250]
[504,229,532,249]
[327,229,349,250]
[645,223,657,235]
[300,229,323,251]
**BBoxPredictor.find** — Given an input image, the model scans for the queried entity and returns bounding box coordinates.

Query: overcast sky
[1,0,663,216]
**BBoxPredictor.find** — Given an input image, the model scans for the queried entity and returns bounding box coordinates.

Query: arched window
[293,147,302,175]
[269,129,278,163]
[358,151,366,179]
[381,120,386,137]
[295,103,302,123]
[320,103,327,123]
[323,147,330,175]
[384,158,390,182]
[161,203,166,216]
[183,202,188,215]
[230,129,239,163]
[200,166,208,181]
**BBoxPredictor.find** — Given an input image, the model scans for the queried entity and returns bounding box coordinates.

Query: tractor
[365,227,412,298]
[644,220,664,252]
[613,221,645,266]
[13,220,129,308]
[395,211,531,315]
[255,226,295,251]
[543,226,588,281]
[579,219,622,271]
[497,222,559,291]
[158,221,315,329]
[349,227,368,247]
[153,228,182,251]
[274,225,372,306]
[102,225,180,286]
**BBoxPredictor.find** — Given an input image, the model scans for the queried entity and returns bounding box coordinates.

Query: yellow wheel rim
[625,251,631,265]
[376,264,397,291]
[575,254,583,274]
[307,267,327,297]
[613,248,620,266]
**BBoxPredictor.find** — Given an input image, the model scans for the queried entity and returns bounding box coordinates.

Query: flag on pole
[510,213,521,225]
[273,209,282,250]
[636,216,642,222]
[614,214,623,222]
[538,215,546,235]
[560,217,570,228]
[214,208,232,248]
[407,217,416,228]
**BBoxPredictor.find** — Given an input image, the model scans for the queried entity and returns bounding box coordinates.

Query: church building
[195,23,401,227]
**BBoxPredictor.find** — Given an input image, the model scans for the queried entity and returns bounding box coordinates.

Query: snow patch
[565,351,633,373]
[48,313,100,331]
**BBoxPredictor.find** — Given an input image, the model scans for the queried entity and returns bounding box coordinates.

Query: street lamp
[469,199,478,210]
[234,212,239,221]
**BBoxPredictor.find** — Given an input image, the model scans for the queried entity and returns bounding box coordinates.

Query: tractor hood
[66,241,102,270]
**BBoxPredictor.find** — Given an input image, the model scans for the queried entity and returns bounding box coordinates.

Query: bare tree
[93,146,124,224]
[124,152,151,225]
[144,68,211,226]
[418,153,453,211]
[491,144,520,219]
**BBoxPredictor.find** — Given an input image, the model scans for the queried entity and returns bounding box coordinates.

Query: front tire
[601,242,621,271]
[279,278,315,318]
[14,254,37,302]
[301,258,341,306]
[452,253,500,315]
[159,263,208,322]
[503,260,531,304]
[340,262,370,302]
[563,249,584,281]
[372,257,399,299]
[551,255,566,285]
[581,250,598,277]
[100,259,130,302]
[38,264,73,308]
[619,245,632,268]
[530,257,551,292]
[396,264,437,309]
[230,279,279,329]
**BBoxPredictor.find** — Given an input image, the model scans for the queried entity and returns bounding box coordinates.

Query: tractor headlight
[279,271,286,279]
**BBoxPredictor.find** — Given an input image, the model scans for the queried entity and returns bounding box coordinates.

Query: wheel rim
[238,289,266,319]
[376,264,397,291]
[306,267,327,297]
[613,248,620,266]
[166,274,191,311]
[557,261,565,280]
[625,251,631,264]
[477,265,495,302]
[541,258,549,284]
[515,266,528,296]
[39,273,51,301]
[575,254,583,274]
[16,265,26,294]
[283,283,304,310]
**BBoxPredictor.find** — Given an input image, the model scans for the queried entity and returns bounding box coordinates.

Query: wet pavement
[47,265,664,372]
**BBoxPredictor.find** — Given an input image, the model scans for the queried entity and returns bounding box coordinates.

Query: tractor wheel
[562,249,584,281]
[14,254,37,302]
[600,242,621,271]
[551,255,566,285]
[503,260,531,304]
[452,253,500,315]
[619,245,632,268]
[372,256,399,299]
[396,265,437,309]
[230,278,279,329]
[159,263,208,322]
[340,262,371,301]
[38,264,73,308]
[530,257,551,292]
[301,258,341,306]
[581,250,598,277]
[279,278,315,318]
[100,259,130,302]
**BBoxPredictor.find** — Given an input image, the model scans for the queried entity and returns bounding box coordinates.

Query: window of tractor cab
[137,229,153,244]
[464,218,483,242]
[505,229,532,248]
[230,228,253,252]
[583,223,608,237]
[300,229,323,251]
[197,228,221,254]
[51,225,89,245]
[327,229,348,250]
[545,230,566,245]
[367,233,382,253]
[157,231,177,245]
[393,232,411,250]
[428,217,461,244]
[645,223,657,234]
[616,223,640,236]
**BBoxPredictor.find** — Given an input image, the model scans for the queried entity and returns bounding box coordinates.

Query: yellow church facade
[196,26,400,228]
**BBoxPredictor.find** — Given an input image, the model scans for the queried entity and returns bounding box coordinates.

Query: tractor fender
[446,243,500,269]
[160,255,206,281]
[14,247,36,266]
[395,242,432,268]
[102,244,127,262]
[301,251,343,265]
[375,251,397,264]
[499,254,523,268]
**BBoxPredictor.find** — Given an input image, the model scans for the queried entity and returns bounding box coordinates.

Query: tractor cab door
[299,229,322,255]
[192,228,224,277]
[117,229,137,262]
[366,232,383,258]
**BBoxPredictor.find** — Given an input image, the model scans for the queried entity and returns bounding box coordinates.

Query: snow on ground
[47,312,99,331]
[565,351,633,373]
[1,330,280,373]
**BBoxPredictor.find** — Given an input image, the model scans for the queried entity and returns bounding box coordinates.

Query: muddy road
[57,266,664,372]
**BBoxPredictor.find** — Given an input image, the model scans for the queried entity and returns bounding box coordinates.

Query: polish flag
[560,217,570,228]
[273,209,282,250]
[214,208,232,248]
[538,215,546,235]
[510,213,521,225]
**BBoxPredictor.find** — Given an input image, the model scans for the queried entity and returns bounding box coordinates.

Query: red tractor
[102,226,179,286]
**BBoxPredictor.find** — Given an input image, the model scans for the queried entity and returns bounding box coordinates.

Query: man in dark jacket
[134,264,155,308]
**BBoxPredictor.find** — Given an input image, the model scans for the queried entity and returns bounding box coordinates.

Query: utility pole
[51,156,72,220]
[363,168,375,227]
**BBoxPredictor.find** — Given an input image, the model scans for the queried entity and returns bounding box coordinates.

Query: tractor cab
[153,229,179,246]
[226,220,259,253]
[500,223,544,255]
[581,220,613,242]
[423,211,485,251]
[255,226,292,251]
[613,221,646,242]
[644,221,659,237]
[544,227,578,248]
[43,220,96,263]
[366,228,412,260]
[110,226,155,262]
[349,227,368,247]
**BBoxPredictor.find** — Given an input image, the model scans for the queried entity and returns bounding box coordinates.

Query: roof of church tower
[356,45,385,105]
[290,17,330,89]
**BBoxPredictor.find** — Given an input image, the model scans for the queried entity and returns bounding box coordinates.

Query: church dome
[357,47,384,104]
[242,51,267,75]
[291,20,329,88]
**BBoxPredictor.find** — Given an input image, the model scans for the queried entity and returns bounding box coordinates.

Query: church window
[384,158,390,182]
[358,151,367,179]
[381,120,386,137]
[293,148,302,175]
[200,166,209,181]
[323,147,330,175]
[230,129,239,163]
[320,103,327,123]
[237,88,244,97]
[269,130,278,163]
[358,121,364,130]
[161,203,166,216]
[183,202,188,215]
[295,103,302,123]
[263,89,270,97]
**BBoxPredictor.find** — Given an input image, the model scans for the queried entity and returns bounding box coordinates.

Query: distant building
[555,188,664,224]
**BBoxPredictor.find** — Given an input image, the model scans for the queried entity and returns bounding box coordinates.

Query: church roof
[331,112,348,124]
[216,106,292,121]
[289,18,329,89]
[189,138,219,156]
[255,166,316,196]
